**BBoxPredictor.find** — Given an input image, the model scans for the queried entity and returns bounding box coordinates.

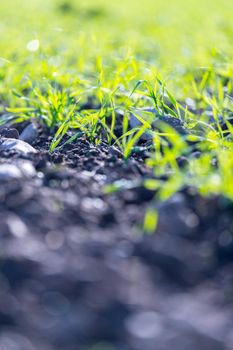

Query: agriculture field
[0,1,233,349]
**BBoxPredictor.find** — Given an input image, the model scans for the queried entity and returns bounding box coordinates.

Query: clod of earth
[0,127,19,139]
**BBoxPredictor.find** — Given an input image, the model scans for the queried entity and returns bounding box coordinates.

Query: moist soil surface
[0,122,233,350]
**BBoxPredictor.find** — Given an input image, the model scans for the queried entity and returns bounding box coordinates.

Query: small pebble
[0,138,37,154]
[20,123,39,144]
[130,108,187,141]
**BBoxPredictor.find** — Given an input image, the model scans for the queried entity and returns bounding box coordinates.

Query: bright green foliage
[144,207,159,234]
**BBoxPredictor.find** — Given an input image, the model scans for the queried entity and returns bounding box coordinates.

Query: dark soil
[0,122,233,350]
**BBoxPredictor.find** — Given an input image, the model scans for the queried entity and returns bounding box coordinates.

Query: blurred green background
[0,0,233,78]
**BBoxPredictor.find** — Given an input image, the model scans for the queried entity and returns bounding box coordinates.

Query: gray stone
[0,161,36,181]
[130,108,187,141]
[20,123,39,144]
[0,164,22,180]
[0,138,37,154]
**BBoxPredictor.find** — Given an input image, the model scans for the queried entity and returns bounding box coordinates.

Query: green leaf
[144,208,158,234]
